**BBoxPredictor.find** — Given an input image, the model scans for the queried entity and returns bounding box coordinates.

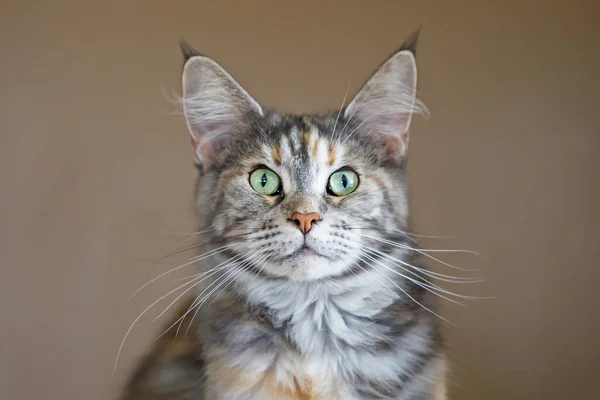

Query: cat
[119,30,447,400]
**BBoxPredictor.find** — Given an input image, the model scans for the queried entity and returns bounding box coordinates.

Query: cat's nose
[290,212,320,234]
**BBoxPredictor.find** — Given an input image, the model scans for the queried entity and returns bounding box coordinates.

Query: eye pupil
[327,169,358,196]
[250,168,281,196]
[260,173,267,187]
[341,174,348,188]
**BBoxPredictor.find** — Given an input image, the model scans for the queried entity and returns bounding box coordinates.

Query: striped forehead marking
[272,123,343,166]
[260,120,348,195]
[271,145,281,165]
[288,125,301,154]
[327,143,336,166]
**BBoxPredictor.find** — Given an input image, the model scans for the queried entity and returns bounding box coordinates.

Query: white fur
[225,262,436,399]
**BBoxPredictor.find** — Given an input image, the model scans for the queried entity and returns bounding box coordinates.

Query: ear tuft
[397,28,421,55]
[179,39,202,62]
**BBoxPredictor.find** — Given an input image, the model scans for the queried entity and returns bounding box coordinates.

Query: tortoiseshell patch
[432,360,448,399]
[272,145,281,165]
[327,143,336,166]
[219,169,245,186]
[209,362,323,400]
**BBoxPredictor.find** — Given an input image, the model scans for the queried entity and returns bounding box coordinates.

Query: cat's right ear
[180,42,263,168]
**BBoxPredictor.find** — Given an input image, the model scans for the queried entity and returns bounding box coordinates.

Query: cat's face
[181,36,425,281]
[196,113,410,281]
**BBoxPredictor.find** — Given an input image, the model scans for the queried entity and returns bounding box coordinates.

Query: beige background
[1,1,599,399]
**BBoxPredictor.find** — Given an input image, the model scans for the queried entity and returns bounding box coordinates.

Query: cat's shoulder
[118,297,205,400]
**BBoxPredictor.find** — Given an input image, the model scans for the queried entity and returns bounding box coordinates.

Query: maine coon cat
[120,31,447,399]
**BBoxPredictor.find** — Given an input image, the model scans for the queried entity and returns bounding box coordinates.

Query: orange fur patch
[302,130,312,149]
[432,360,447,400]
[364,173,387,191]
[311,137,319,158]
[208,363,257,391]
[272,146,281,165]
[327,143,336,165]
[301,117,319,158]
[262,365,319,400]
[209,362,323,399]
[220,169,244,185]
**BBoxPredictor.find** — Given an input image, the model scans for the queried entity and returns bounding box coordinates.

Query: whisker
[336,226,458,246]
[167,225,215,236]
[113,271,213,373]
[365,247,483,284]
[341,111,385,145]
[332,77,352,142]
[156,271,232,341]
[239,251,274,287]
[336,86,374,145]
[363,248,488,301]
[392,228,453,240]
[152,253,246,323]
[362,251,467,307]
[153,225,217,264]
[180,268,242,336]
[357,252,456,326]
[153,229,264,262]
[162,248,268,337]
[153,221,283,265]
[183,250,269,334]
[339,226,467,244]
[207,251,271,308]
[362,234,484,272]
[126,243,242,302]
[155,250,260,339]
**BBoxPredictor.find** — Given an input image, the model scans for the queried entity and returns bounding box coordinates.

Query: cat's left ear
[343,31,426,160]
[180,41,264,168]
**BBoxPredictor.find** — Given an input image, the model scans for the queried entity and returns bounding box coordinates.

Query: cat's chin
[274,252,349,282]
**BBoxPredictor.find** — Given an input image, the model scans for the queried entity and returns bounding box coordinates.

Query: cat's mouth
[284,244,331,261]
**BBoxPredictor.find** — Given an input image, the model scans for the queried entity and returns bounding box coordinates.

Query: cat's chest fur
[202,273,437,399]
[119,272,445,400]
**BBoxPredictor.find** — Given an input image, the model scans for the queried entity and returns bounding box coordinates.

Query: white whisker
[358,251,456,326]
[336,86,373,144]
[126,243,242,302]
[362,234,484,272]
[113,272,213,373]
[183,250,269,334]
[392,228,453,240]
[359,250,467,305]
[363,248,488,302]
[366,247,483,284]
[167,226,215,236]
[341,111,386,144]
[152,253,246,323]
[156,250,260,339]
[332,77,352,142]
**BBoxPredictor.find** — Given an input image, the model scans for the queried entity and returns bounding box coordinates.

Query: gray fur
[121,32,446,400]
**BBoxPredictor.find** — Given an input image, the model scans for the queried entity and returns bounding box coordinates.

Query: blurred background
[1,1,599,399]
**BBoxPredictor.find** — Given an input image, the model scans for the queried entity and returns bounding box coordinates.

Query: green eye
[327,169,359,196]
[249,168,281,196]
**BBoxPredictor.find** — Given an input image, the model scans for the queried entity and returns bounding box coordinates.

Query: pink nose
[290,212,320,234]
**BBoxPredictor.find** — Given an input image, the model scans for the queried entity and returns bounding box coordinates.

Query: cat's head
[180,32,426,281]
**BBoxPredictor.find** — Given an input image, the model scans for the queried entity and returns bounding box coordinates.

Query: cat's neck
[237,263,399,308]
[227,265,407,356]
